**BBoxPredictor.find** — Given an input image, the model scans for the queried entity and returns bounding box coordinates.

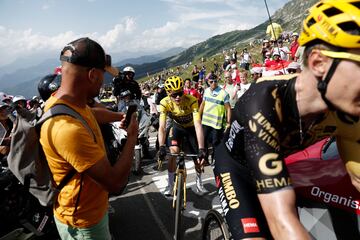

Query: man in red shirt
[289,32,300,60]
[184,78,202,105]
[264,51,287,68]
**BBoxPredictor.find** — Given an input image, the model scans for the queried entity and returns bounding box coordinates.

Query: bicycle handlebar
[168,152,198,158]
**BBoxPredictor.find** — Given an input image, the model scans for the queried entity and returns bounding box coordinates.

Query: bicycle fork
[172,169,187,209]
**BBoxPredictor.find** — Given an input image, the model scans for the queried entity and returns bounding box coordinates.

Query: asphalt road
[108,135,220,240]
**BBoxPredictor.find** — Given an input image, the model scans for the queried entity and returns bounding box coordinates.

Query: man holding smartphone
[40,37,138,240]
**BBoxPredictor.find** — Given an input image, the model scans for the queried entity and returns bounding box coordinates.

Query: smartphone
[105,54,112,67]
[125,104,137,128]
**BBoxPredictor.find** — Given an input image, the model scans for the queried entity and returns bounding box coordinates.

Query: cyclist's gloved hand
[198,148,206,160]
[159,145,167,160]
[196,148,207,173]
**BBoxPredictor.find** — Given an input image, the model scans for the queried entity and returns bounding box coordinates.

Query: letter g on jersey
[259,153,283,176]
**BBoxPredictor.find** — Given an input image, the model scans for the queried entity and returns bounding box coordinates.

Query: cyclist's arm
[193,118,204,149]
[239,87,310,239]
[223,93,231,128]
[192,99,204,149]
[198,100,205,120]
[158,104,168,147]
[258,189,310,239]
[224,102,231,128]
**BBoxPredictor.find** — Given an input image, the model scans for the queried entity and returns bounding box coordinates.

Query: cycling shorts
[168,123,198,154]
[213,144,273,239]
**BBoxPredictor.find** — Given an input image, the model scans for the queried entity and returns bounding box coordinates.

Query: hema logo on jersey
[241,218,260,233]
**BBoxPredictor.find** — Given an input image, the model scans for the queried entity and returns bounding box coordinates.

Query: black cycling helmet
[38,74,62,101]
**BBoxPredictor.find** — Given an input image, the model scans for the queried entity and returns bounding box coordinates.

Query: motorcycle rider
[113,66,142,102]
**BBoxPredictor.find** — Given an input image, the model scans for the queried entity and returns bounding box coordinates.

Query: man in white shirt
[222,72,239,109]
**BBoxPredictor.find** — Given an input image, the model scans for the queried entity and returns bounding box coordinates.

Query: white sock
[196,172,202,180]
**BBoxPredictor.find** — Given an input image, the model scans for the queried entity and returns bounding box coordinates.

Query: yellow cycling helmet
[299,0,360,48]
[164,76,184,93]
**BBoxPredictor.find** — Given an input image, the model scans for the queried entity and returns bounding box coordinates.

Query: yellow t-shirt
[159,94,200,128]
[40,96,108,228]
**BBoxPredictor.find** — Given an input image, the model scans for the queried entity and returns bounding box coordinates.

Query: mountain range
[1,0,317,98]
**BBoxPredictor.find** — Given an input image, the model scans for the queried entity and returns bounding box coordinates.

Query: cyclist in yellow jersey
[158,76,206,195]
[213,1,360,239]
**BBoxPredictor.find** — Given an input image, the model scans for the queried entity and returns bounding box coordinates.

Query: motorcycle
[285,137,360,239]
[0,158,59,240]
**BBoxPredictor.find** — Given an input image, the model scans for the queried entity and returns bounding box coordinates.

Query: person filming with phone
[39,37,138,240]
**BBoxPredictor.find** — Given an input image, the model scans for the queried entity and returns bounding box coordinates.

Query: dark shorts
[168,123,198,154]
[213,144,273,239]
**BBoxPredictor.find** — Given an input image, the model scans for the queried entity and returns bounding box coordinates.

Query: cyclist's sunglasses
[320,50,360,63]
[208,79,218,84]
[170,91,184,98]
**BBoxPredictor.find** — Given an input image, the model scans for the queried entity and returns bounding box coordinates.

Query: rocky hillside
[132,0,318,79]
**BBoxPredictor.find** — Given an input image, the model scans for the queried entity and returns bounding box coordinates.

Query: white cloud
[142,21,181,37]
[41,4,50,10]
[98,17,137,50]
[0,0,288,67]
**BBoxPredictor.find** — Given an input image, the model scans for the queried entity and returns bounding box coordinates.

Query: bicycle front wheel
[174,173,184,240]
[202,209,230,240]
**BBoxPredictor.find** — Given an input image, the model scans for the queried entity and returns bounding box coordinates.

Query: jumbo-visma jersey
[159,94,200,128]
[219,74,360,194]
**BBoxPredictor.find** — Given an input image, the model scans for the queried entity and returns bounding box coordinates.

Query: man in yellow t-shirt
[266,22,283,41]
[40,37,138,240]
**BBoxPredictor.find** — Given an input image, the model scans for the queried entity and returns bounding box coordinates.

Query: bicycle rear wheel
[202,209,230,240]
[174,173,184,240]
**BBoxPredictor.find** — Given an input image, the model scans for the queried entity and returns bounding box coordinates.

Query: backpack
[7,104,95,207]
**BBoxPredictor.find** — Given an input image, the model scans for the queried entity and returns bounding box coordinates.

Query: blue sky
[0,0,289,67]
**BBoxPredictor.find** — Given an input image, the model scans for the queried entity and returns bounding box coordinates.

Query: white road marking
[138,179,173,240]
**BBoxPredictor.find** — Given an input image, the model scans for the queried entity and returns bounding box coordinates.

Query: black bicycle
[202,209,231,240]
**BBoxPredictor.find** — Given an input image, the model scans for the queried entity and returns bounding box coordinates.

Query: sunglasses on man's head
[170,91,184,98]
[208,80,218,84]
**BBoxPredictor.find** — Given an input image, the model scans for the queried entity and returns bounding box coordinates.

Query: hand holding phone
[125,104,138,128]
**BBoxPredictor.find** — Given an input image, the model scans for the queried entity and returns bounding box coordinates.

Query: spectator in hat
[289,32,300,60]
[265,51,287,68]
[0,102,12,159]
[276,40,290,61]
[261,39,272,61]
[286,61,302,74]
[0,92,13,105]
[39,37,138,240]
[250,67,263,82]
[222,56,231,72]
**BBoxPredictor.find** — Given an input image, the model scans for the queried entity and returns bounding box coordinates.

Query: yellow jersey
[159,94,201,128]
